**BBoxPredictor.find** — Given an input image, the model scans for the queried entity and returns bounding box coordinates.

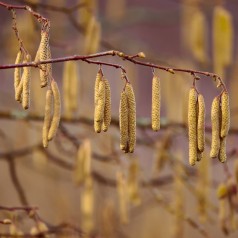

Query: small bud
[3,219,12,224]
[118,52,125,57]
[216,183,228,199]
[168,68,175,74]
[138,52,146,58]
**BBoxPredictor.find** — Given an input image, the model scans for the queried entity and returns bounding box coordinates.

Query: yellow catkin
[81,176,94,233]
[127,160,141,206]
[189,9,207,63]
[151,75,161,131]
[210,96,221,158]
[102,79,111,132]
[74,139,91,185]
[14,49,23,99]
[22,54,31,110]
[218,137,227,163]
[94,70,102,103]
[117,172,129,224]
[94,80,105,133]
[125,83,136,153]
[39,31,49,88]
[188,88,197,166]
[48,81,61,141]
[42,89,53,148]
[119,91,129,152]
[220,92,230,138]
[197,94,205,152]
[235,160,238,186]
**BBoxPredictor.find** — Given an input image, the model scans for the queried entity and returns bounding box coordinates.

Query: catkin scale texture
[119,91,129,152]
[94,71,102,104]
[14,50,23,99]
[48,81,61,141]
[39,31,49,87]
[94,80,105,132]
[188,88,197,166]
[219,137,227,163]
[151,75,161,131]
[22,55,31,110]
[197,94,205,152]
[210,97,221,158]
[42,89,53,148]
[102,79,111,132]
[220,92,230,138]
[125,84,136,153]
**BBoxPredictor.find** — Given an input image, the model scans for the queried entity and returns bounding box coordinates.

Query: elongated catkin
[220,92,230,138]
[218,137,227,163]
[197,94,205,152]
[210,96,221,158]
[48,81,61,141]
[151,75,161,131]
[94,80,105,133]
[39,31,49,87]
[42,89,53,148]
[125,83,136,153]
[188,88,197,166]
[15,76,23,102]
[119,91,129,152]
[102,79,111,132]
[94,70,103,133]
[14,50,23,99]
[22,54,31,110]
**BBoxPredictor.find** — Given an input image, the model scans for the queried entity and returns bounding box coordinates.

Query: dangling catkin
[125,83,136,153]
[119,91,129,152]
[188,88,197,166]
[14,49,23,99]
[151,75,161,131]
[48,81,61,141]
[94,80,105,133]
[218,137,227,163]
[94,70,102,104]
[220,92,230,138]
[197,94,205,152]
[39,31,49,87]
[210,96,221,158]
[42,89,53,148]
[102,79,111,132]
[22,54,31,110]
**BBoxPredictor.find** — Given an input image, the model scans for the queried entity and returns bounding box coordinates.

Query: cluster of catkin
[14,50,31,110]
[188,88,205,166]
[210,92,230,162]
[94,69,111,133]
[188,87,230,165]
[119,83,136,153]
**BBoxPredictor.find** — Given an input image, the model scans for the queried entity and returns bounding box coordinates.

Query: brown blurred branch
[7,158,29,206]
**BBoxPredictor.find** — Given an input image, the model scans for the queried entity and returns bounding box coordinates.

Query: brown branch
[0,205,38,212]
[7,158,29,206]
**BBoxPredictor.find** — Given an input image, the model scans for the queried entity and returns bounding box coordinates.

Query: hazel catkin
[119,91,129,152]
[94,80,105,133]
[188,87,197,166]
[125,83,136,153]
[102,79,111,132]
[48,80,61,141]
[42,89,53,148]
[220,92,230,138]
[39,31,50,88]
[22,54,31,110]
[210,96,221,158]
[151,75,161,131]
[197,94,205,152]
[14,49,23,99]
[218,137,227,163]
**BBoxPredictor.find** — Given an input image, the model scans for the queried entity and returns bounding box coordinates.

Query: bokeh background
[0,0,238,237]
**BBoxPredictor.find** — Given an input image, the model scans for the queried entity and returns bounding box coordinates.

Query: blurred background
[0,0,238,237]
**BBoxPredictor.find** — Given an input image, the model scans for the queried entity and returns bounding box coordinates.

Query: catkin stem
[48,81,61,141]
